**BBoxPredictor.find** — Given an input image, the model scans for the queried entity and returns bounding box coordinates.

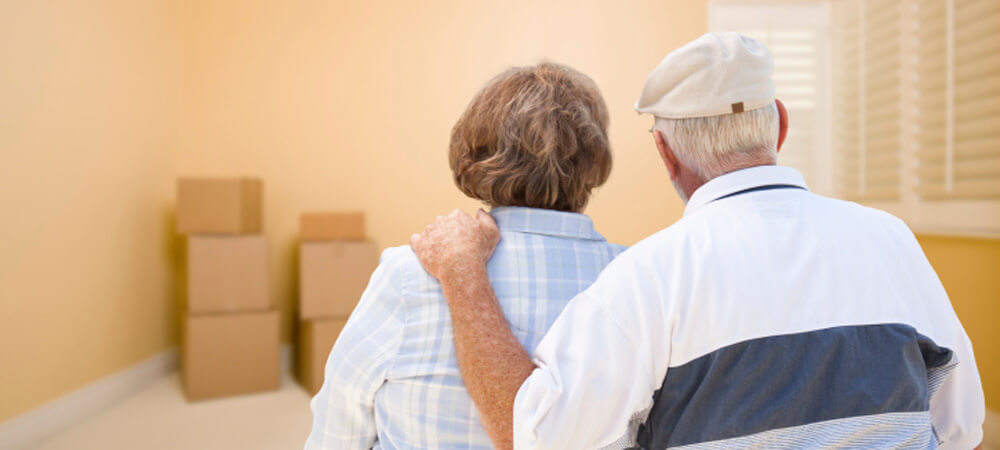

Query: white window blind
[915,0,1000,200]
[710,1,833,194]
[829,0,1000,235]
[832,0,904,202]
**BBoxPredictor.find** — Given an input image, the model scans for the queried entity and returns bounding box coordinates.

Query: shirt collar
[684,165,809,217]
[490,206,606,241]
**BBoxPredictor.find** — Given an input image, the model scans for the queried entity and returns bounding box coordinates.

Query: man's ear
[776,98,789,153]
[653,129,680,180]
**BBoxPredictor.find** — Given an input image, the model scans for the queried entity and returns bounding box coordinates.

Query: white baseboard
[281,343,292,373]
[985,409,1000,450]
[0,349,177,450]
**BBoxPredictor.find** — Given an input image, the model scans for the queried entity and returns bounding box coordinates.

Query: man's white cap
[634,32,775,119]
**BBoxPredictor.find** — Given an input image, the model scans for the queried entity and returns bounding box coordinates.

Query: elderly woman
[305,63,625,449]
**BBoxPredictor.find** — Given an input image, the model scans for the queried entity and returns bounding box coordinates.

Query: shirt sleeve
[305,248,407,450]
[931,326,985,450]
[512,254,669,449]
[895,221,985,450]
[921,274,985,450]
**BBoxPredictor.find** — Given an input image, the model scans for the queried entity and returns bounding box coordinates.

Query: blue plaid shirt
[306,206,626,449]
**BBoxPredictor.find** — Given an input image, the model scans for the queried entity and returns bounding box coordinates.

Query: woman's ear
[776,99,789,153]
[653,130,680,180]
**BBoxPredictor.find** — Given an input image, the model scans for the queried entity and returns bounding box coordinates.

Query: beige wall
[0,1,181,421]
[918,235,1000,410]
[178,0,707,342]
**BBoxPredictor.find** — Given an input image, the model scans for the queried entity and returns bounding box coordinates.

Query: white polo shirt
[512,165,985,450]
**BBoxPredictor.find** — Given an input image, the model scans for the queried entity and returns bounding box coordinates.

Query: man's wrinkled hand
[409,208,500,283]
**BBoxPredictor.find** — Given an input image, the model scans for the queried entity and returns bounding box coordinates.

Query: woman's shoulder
[375,245,423,279]
[355,245,441,326]
[379,244,418,266]
[376,244,440,285]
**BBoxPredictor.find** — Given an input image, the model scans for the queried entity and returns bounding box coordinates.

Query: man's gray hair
[653,103,779,180]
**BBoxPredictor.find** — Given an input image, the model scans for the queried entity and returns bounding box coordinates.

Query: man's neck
[680,161,777,202]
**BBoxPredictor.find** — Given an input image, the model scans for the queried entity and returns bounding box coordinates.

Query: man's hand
[410,208,500,283]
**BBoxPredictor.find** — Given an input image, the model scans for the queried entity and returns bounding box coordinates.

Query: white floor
[30,373,313,450]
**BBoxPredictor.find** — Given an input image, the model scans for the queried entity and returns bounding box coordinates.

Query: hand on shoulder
[409,208,500,283]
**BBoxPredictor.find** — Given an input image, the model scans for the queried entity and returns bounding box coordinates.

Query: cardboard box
[297,318,348,395]
[299,241,379,319]
[300,212,366,241]
[177,177,262,234]
[182,310,280,401]
[188,235,270,313]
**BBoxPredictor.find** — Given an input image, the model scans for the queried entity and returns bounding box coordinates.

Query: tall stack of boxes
[177,178,280,401]
[297,212,379,394]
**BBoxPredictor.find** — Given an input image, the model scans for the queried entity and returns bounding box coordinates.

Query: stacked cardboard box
[297,212,379,394]
[177,177,279,401]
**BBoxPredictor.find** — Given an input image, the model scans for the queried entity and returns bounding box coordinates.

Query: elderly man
[409,33,985,449]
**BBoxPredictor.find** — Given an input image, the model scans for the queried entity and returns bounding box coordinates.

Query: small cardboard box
[297,318,348,395]
[182,310,280,401]
[299,241,379,319]
[188,235,270,313]
[300,212,366,241]
[177,177,262,234]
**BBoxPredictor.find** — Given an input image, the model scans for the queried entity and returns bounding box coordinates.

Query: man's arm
[926,326,986,450]
[440,263,536,449]
[410,209,533,449]
[894,224,986,450]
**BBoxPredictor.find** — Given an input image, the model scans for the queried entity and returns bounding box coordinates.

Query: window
[832,0,903,204]
[915,0,1000,201]
[711,1,834,195]
[909,0,1000,235]
[712,0,1000,236]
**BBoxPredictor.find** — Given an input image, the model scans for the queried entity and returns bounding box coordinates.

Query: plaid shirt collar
[490,206,607,241]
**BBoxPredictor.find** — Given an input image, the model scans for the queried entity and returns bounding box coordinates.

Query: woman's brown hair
[449,63,612,212]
